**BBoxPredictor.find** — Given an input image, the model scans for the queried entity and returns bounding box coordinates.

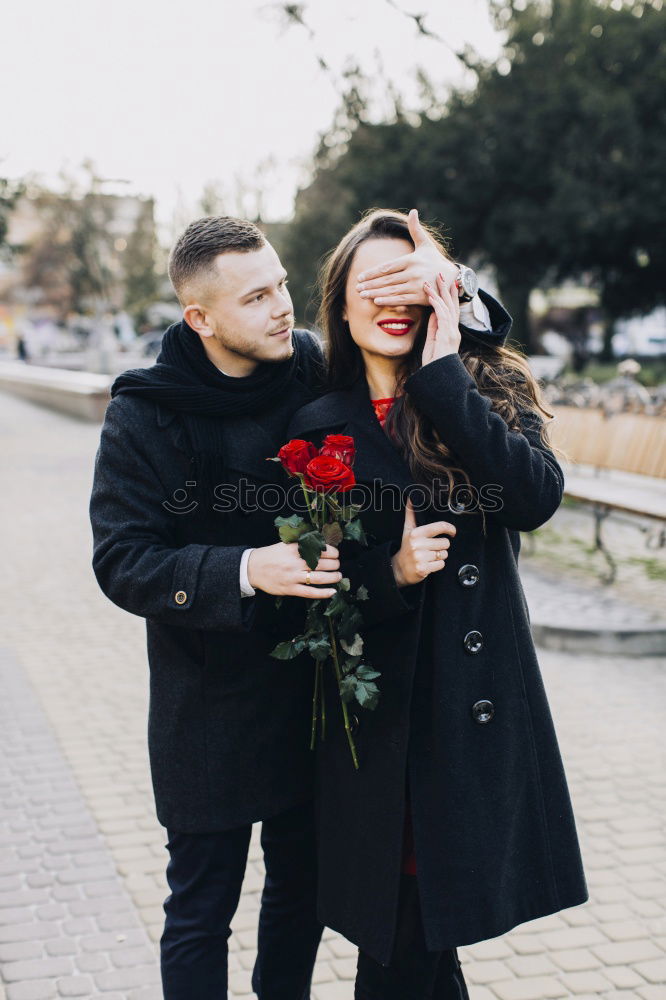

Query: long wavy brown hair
[317,209,563,529]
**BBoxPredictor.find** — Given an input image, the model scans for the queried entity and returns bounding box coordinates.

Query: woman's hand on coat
[248,543,341,599]
[391,499,456,587]
[354,209,459,307]
[422,272,461,367]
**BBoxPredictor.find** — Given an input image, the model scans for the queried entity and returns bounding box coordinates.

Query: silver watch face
[459,266,478,299]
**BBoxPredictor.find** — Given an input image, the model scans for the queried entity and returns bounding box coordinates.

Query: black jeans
[160,800,323,1000]
[355,876,470,1000]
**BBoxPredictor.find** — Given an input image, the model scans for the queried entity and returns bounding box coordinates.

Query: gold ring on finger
[305,571,311,586]
[436,550,443,560]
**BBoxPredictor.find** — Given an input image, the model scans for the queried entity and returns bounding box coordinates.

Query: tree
[0,177,24,258]
[19,168,117,317]
[278,0,665,353]
[122,198,160,325]
[15,167,160,321]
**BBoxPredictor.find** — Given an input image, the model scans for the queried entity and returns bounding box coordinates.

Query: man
[89,212,505,999]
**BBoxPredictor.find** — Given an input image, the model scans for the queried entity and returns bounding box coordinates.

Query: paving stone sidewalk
[1,390,665,1000]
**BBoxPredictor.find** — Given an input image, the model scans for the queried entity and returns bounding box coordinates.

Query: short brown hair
[168,216,266,304]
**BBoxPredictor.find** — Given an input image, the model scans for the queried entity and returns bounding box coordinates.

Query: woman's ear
[342,307,348,323]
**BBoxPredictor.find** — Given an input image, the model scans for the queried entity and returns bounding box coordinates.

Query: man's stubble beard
[212,323,294,365]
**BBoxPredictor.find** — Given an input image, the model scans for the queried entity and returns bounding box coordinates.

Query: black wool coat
[89,330,325,832]
[288,345,589,962]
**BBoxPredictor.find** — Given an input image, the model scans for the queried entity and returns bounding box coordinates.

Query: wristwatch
[456,264,479,303]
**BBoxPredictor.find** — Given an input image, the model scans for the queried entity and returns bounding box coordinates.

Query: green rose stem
[311,659,320,750]
[296,475,350,757]
[328,616,359,770]
[319,661,326,740]
[298,476,329,746]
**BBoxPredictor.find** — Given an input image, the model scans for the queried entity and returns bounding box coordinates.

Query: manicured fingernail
[360,290,370,298]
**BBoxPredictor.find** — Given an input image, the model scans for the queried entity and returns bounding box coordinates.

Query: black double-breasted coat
[288,344,589,962]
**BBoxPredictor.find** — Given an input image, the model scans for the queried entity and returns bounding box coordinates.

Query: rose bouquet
[268,435,380,769]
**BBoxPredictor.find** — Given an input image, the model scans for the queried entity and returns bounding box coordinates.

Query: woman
[287,210,588,998]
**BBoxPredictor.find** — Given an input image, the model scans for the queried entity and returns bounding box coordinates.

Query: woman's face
[342,238,426,363]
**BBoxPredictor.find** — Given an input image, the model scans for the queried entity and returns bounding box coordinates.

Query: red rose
[304,455,356,493]
[277,439,318,477]
[320,434,356,468]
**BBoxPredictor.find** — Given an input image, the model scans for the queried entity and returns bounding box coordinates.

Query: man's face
[186,242,295,368]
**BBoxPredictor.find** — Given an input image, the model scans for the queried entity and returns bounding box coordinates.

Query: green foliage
[0,178,24,258]
[13,167,159,319]
[270,470,381,763]
[278,0,665,350]
[297,529,327,570]
[340,665,381,710]
[275,514,311,543]
[344,517,368,545]
[323,521,344,546]
[122,198,159,323]
[271,637,307,659]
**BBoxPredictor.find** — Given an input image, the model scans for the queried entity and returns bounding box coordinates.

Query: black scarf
[111,319,303,499]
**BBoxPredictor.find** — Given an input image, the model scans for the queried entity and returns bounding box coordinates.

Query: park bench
[546,406,666,583]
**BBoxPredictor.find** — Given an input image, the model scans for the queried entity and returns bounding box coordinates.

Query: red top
[371,394,416,876]
[371,396,396,428]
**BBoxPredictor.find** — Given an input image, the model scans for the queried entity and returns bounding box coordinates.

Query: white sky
[1,0,501,232]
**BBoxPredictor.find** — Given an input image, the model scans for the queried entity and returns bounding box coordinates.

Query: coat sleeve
[89,397,253,633]
[404,353,564,532]
[340,539,423,629]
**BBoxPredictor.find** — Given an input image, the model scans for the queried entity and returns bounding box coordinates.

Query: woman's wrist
[391,552,407,588]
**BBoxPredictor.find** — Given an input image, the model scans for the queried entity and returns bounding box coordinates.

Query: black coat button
[472,700,494,723]
[463,630,483,654]
[450,496,469,512]
[458,564,480,587]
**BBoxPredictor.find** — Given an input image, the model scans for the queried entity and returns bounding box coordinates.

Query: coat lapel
[324,379,414,493]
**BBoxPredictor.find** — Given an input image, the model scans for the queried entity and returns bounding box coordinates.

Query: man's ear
[183,304,214,338]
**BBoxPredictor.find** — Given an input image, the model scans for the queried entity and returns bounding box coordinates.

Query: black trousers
[355,876,470,1000]
[160,800,323,1000]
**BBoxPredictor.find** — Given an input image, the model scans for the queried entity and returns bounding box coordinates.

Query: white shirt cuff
[459,293,491,332]
[240,548,256,598]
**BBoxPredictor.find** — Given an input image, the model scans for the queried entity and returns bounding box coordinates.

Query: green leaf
[270,637,307,660]
[338,606,363,643]
[356,665,381,681]
[322,521,344,546]
[344,518,368,545]
[339,577,351,592]
[340,676,357,703]
[275,514,310,544]
[341,654,362,676]
[340,633,363,656]
[298,530,327,570]
[340,504,362,520]
[355,680,380,710]
[305,600,324,630]
[356,584,369,601]
[307,636,332,662]
[323,591,348,619]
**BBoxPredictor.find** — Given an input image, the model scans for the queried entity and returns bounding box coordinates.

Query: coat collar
[302,377,415,492]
